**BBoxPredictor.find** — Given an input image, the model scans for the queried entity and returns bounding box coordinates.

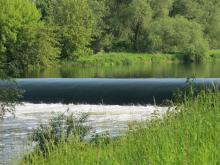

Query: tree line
[1,0,220,75]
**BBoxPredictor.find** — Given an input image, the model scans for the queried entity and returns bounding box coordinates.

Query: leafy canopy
[48,0,94,59]
[146,17,209,62]
[0,0,59,76]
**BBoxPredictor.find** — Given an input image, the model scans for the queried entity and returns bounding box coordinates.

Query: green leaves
[0,0,59,76]
[150,0,174,19]
[1,0,220,74]
[31,112,91,155]
[146,17,209,62]
[0,80,23,119]
[48,0,94,60]
[171,0,220,48]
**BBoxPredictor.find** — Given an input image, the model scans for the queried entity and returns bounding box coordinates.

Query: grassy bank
[60,52,181,67]
[208,49,220,59]
[58,50,220,67]
[21,91,220,165]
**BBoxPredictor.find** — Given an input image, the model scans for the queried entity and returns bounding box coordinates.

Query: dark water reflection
[25,62,220,78]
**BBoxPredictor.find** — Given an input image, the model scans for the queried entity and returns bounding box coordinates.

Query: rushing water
[0,103,168,165]
[25,62,220,78]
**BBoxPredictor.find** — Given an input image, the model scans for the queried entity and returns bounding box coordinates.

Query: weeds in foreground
[30,111,91,155]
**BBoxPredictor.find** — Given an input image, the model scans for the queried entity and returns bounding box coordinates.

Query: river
[25,62,220,78]
[1,61,220,164]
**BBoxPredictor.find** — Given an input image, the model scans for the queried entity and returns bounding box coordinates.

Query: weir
[0,78,219,105]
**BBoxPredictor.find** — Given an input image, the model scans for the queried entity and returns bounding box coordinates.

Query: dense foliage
[1,0,220,75]
[48,0,94,59]
[146,17,209,62]
[0,0,59,76]
[0,80,23,119]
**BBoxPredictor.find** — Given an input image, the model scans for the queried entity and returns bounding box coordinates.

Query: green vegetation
[61,51,220,67]
[0,1,219,163]
[0,80,23,119]
[48,0,94,59]
[0,0,59,76]
[146,17,208,62]
[63,52,180,67]
[30,112,91,155]
[20,91,220,164]
[208,50,220,59]
[1,0,220,75]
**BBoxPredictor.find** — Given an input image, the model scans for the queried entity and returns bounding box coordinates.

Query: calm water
[25,62,220,78]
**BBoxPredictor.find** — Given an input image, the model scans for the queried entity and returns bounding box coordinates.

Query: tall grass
[61,52,181,67]
[208,49,220,59]
[20,91,220,165]
[58,50,220,67]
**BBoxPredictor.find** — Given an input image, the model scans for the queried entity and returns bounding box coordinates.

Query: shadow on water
[24,61,220,78]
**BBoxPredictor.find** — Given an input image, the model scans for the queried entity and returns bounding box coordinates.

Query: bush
[0,0,59,76]
[0,80,23,119]
[31,111,91,155]
[146,17,209,62]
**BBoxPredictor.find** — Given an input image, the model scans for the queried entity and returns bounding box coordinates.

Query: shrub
[0,80,23,119]
[31,111,91,155]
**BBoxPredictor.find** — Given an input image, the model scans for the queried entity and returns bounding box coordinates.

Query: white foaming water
[0,103,169,165]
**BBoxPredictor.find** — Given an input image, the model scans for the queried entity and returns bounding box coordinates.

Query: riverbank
[59,52,181,67]
[20,91,220,164]
[57,50,220,67]
[66,52,181,67]
[26,50,220,72]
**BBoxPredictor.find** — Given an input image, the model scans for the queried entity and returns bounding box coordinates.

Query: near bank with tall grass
[20,90,220,165]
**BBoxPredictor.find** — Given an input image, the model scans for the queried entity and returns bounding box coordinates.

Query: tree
[0,0,40,55]
[170,0,220,49]
[146,17,209,62]
[0,0,59,76]
[7,24,60,75]
[35,0,52,20]
[49,0,94,59]
[103,0,133,51]
[203,7,220,49]
[100,0,152,52]
[0,82,23,119]
[150,0,174,19]
[88,0,112,53]
[126,0,152,51]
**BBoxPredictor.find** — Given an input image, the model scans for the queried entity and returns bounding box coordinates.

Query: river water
[1,61,220,164]
[25,62,220,78]
[0,103,168,165]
